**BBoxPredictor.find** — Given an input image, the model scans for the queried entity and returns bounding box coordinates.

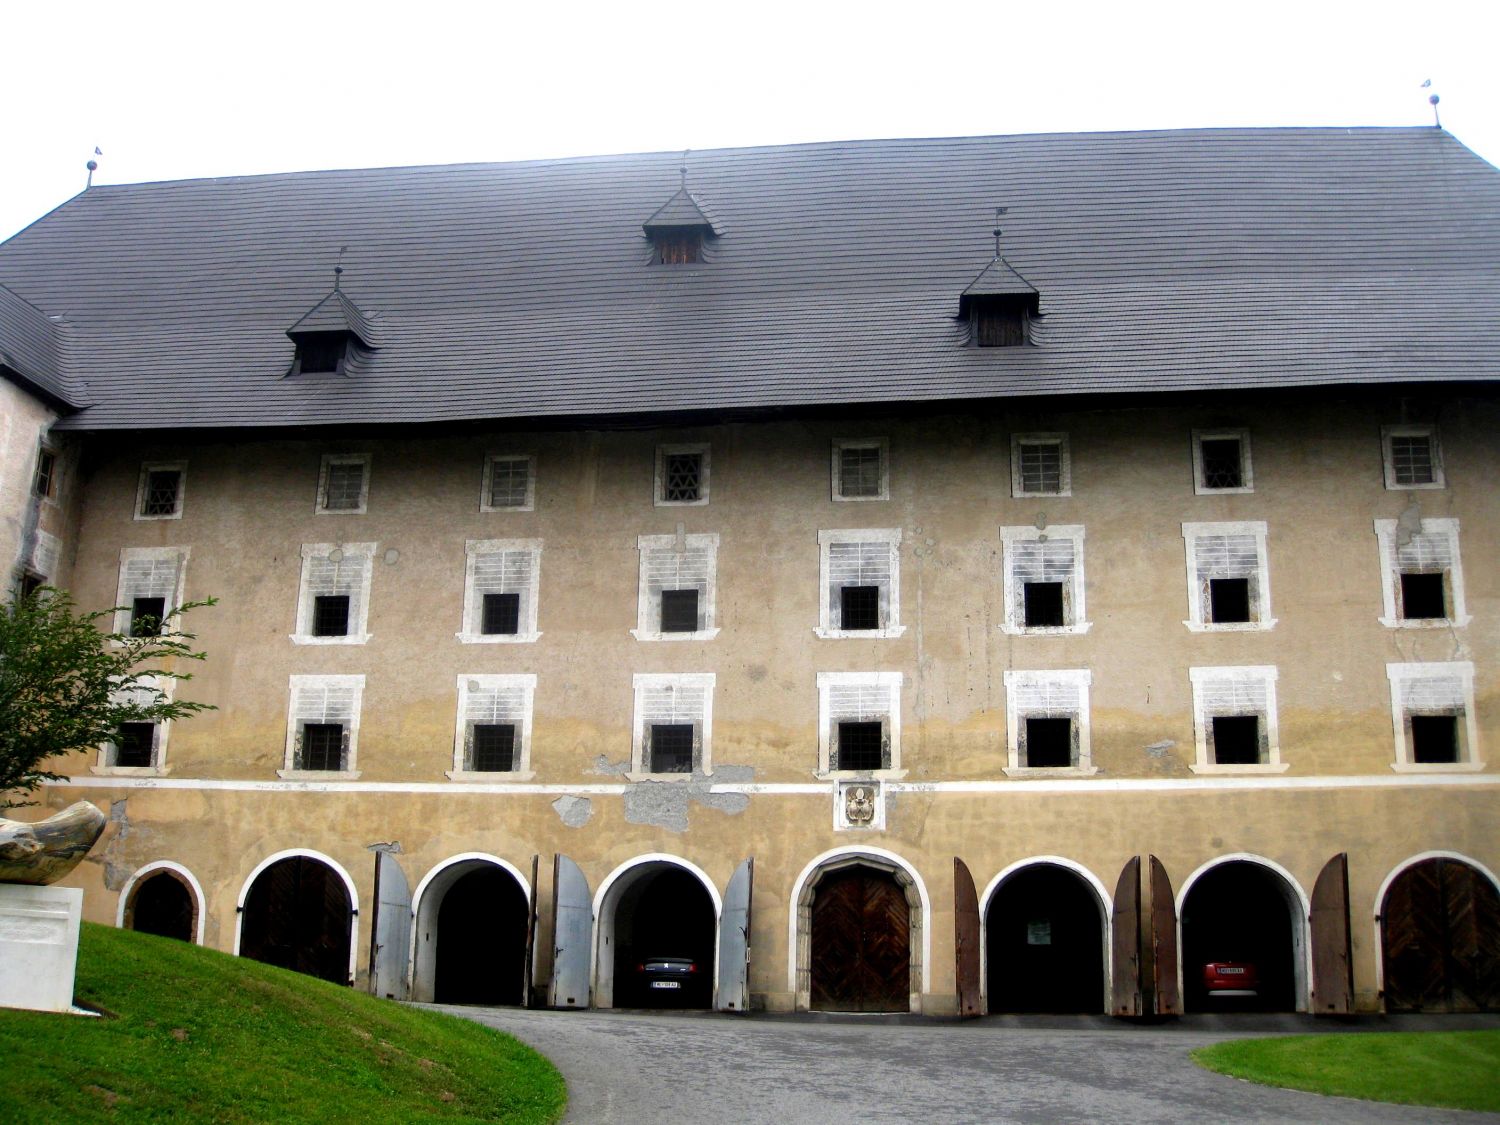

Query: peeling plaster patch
[622,764,753,833]
[592,754,630,776]
[552,796,593,828]
[1144,740,1176,758]
[100,798,132,890]
[745,664,768,683]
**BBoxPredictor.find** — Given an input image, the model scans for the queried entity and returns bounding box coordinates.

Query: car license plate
[650,981,681,989]
[1219,967,1245,975]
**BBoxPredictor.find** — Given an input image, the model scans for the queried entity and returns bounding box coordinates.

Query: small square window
[633,533,718,642]
[312,594,351,637]
[660,588,700,634]
[1211,715,1262,765]
[114,723,156,768]
[282,674,363,778]
[1382,426,1444,490]
[1189,665,1282,774]
[482,454,535,512]
[1001,526,1089,635]
[482,592,521,635]
[451,674,535,781]
[832,440,889,501]
[1023,717,1073,768]
[470,724,517,772]
[33,449,56,499]
[632,673,714,778]
[317,455,370,514]
[835,721,885,772]
[1375,518,1468,629]
[1182,522,1274,632]
[1022,582,1065,628]
[1192,429,1253,494]
[461,539,542,644]
[299,723,345,771]
[1387,662,1479,772]
[1011,434,1071,498]
[1410,715,1459,764]
[649,724,695,773]
[131,596,166,637]
[817,530,904,639]
[296,333,347,374]
[1399,572,1446,620]
[840,585,880,631]
[134,461,186,520]
[655,231,702,265]
[817,671,903,777]
[293,542,376,645]
[1208,578,1252,624]
[655,444,710,506]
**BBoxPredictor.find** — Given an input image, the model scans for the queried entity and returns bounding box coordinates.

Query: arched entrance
[1380,855,1500,1012]
[126,870,196,942]
[1180,858,1306,1012]
[595,857,718,1009]
[238,853,354,985]
[411,856,531,1005]
[985,862,1107,1013]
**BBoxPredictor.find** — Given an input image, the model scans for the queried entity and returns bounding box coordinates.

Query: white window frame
[480,453,536,512]
[632,532,720,641]
[1191,428,1254,495]
[1374,517,1470,628]
[280,674,365,780]
[448,673,537,781]
[1010,432,1072,498]
[457,538,543,643]
[1381,425,1445,491]
[999,525,1090,635]
[291,542,376,645]
[815,528,906,639]
[1188,665,1286,774]
[315,453,371,515]
[654,443,711,507]
[831,438,890,502]
[815,671,906,780]
[1386,662,1482,773]
[112,546,190,637]
[133,460,187,521]
[1181,520,1276,632]
[1003,669,1096,776]
[92,675,174,777]
[33,442,61,506]
[629,672,716,781]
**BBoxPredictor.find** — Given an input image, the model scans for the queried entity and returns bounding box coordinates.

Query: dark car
[633,955,699,999]
[1202,960,1259,998]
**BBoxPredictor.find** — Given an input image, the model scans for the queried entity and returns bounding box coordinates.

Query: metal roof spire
[334,246,347,291]
[993,207,1008,258]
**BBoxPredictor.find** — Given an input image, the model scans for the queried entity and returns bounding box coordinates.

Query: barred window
[1181,522,1274,631]
[1189,666,1282,772]
[634,533,718,640]
[317,454,370,513]
[1375,518,1469,628]
[818,530,903,637]
[1382,426,1444,490]
[1192,429,1253,494]
[1004,670,1095,774]
[483,454,534,511]
[136,464,185,519]
[1386,662,1479,771]
[293,543,375,644]
[451,674,536,779]
[460,540,542,643]
[1011,434,1070,497]
[655,444,710,506]
[817,672,902,776]
[1001,526,1088,634]
[113,548,188,637]
[832,440,888,501]
[283,674,363,776]
[632,673,714,777]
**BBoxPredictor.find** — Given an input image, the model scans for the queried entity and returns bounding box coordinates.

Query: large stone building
[2,127,1496,1017]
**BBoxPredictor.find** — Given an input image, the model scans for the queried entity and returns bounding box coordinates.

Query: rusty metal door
[1111,856,1143,1017]
[523,854,539,1007]
[367,848,411,1000]
[715,858,754,1011]
[953,858,982,1018]
[1148,855,1180,1016]
[547,854,592,1009]
[241,856,352,986]
[1383,857,1500,1012]
[810,865,910,1012]
[1310,853,1353,1015]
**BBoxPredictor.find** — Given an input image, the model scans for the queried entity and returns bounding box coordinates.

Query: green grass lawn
[0,922,565,1124]
[1193,1030,1500,1113]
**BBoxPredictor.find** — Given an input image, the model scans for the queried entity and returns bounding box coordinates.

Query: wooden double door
[1382,858,1500,1012]
[810,864,910,1011]
[240,856,352,985]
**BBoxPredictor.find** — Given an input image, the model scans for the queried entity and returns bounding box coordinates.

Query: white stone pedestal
[0,883,84,1013]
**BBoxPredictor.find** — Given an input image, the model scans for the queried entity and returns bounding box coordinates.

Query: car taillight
[637,963,646,972]
[688,963,698,973]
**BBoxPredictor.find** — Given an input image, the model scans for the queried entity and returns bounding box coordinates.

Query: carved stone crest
[835,779,884,830]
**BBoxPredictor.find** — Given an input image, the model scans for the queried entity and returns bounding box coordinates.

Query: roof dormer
[643,163,718,264]
[286,272,379,375]
[959,210,1040,347]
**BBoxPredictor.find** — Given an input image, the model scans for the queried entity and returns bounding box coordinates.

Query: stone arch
[234,848,359,986]
[409,853,532,1005]
[117,860,205,944]
[592,853,721,1009]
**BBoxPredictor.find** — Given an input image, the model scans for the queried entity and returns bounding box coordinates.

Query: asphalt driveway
[424,1006,1500,1124]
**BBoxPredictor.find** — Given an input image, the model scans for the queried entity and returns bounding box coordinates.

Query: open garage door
[1310,853,1353,1015]
[1181,860,1302,1012]
[953,858,981,1019]
[1111,856,1143,1017]
[549,854,592,1009]
[367,848,411,1000]
[986,863,1106,1013]
[716,858,753,1011]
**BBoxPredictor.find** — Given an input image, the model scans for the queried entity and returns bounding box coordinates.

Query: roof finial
[680,150,690,190]
[334,245,348,290]
[993,206,1008,258]
[85,146,102,189]
[1421,79,1441,128]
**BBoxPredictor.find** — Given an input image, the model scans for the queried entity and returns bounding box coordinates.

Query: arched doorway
[126,870,196,942]
[411,857,531,1006]
[985,863,1107,1013]
[1381,855,1500,1012]
[1180,858,1305,1012]
[595,858,717,1009]
[239,854,353,985]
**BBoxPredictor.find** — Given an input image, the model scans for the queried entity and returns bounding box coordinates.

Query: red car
[1202,961,1259,998]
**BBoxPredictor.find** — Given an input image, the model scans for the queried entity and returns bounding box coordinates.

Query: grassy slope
[0,922,565,1125]
[1193,1030,1500,1113]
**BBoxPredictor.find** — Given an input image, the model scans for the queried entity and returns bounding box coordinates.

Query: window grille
[840,585,880,630]
[290,679,357,771]
[1395,531,1454,572]
[306,555,365,624]
[470,725,516,772]
[663,452,702,502]
[474,551,531,622]
[660,588,699,633]
[1199,439,1244,489]
[487,457,531,508]
[1390,435,1436,486]
[299,724,345,771]
[649,724,695,772]
[463,682,525,771]
[835,721,885,771]
[140,469,182,517]
[838,446,883,498]
[1018,441,1063,494]
[322,461,366,510]
[482,592,521,635]
[313,594,351,637]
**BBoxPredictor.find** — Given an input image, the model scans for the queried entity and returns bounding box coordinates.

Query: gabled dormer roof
[959,257,1040,317]
[286,287,380,348]
[642,186,718,235]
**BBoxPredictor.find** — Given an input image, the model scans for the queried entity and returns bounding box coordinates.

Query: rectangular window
[282,674,363,778]
[655,231,702,265]
[974,304,1027,347]
[135,462,186,520]
[1375,518,1469,628]
[459,539,542,643]
[299,723,346,771]
[316,454,370,514]
[470,725,517,772]
[293,543,375,644]
[33,448,56,499]
[450,674,536,780]
[113,723,157,768]
[296,333,346,374]
[632,673,715,779]
[1410,716,1458,765]
[654,443,710,506]
[1010,433,1071,498]
[482,454,535,512]
[633,533,718,641]
[1207,578,1251,624]
[1386,662,1480,772]
[1181,521,1274,631]
[817,672,902,777]
[113,548,189,638]
[817,529,904,638]
[1382,425,1444,490]
[1189,666,1283,773]
[130,596,166,637]
[1004,670,1094,775]
[1000,526,1089,635]
[95,676,173,775]
[1192,429,1253,494]
[832,439,889,502]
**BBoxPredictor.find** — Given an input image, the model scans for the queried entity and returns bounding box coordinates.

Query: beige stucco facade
[0,378,68,589]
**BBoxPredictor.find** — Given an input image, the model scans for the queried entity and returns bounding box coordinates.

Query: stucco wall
[0,378,64,587]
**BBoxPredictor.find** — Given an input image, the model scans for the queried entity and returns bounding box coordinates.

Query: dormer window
[286,282,379,376]
[971,298,1031,348]
[295,332,349,374]
[643,175,718,266]
[959,216,1040,349]
[655,230,703,265]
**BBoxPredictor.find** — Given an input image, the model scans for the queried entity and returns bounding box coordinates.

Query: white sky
[2,0,1496,241]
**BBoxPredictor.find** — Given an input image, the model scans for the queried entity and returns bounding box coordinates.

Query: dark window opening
[482,592,521,635]
[1018,442,1063,494]
[662,452,703,502]
[835,721,885,772]
[114,723,156,768]
[296,333,347,374]
[840,585,880,630]
[470,724,517,772]
[1023,717,1073,768]
[839,446,883,498]
[974,302,1028,347]
[1410,715,1459,764]
[488,458,530,508]
[312,594,351,637]
[321,460,366,510]
[1211,715,1262,765]
[19,572,44,599]
[299,723,344,771]
[649,723,694,773]
[659,588,700,633]
[33,449,56,498]
[1399,572,1447,620]
[130,597,166,637]
[1208,578,1252,624]
[654,231,702,265]
[1023,582,1066,628]
[1200,438,1244,489]
[140,469,182,517]
[1391,435,1436,486]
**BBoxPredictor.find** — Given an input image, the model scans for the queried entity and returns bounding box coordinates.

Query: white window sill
[1189,762,1290,775]
[455,631,542,644]
[1194,486,1254,496]
[815,768,908,781]
[133,512,183,522]
[1385,482,1446,491]
[1003,765,1101,778]
[832,493,889,503]
[1184,619,1277,633]
[653,498,709,508]
[1013,490,1073,499]
[999,623,1092,636]
[630,628,720,642]
[814,626,907,639]
[1379,616,1472,629]
[290,633,372,645]
[479,504,536,513]
[314,507,368,516]
[1390,760,1485,774]
[445,769,537,782]
[276,769,363,780]
[91,765,170,777]
[625,770,711,783]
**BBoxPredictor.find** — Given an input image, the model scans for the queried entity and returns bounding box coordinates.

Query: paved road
[425,1006,1500,1125]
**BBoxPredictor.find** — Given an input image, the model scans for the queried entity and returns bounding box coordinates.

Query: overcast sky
[2,0,1495,241]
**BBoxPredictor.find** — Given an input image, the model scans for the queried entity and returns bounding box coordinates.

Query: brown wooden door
[1111,856,1143,1017]
[1310,853,1354,1015]
[953,858,981,1018]
[1384,858,1500,1012]
[811,865,910,1012]
[241,856,351,985]
[1148,855,1180,1016]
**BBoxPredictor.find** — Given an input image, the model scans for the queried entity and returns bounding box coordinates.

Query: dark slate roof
[0,282,77,407]
[643,187,719,233]
[959,257,1040,317]
[287,288,381,347]
[0,127,1497,432]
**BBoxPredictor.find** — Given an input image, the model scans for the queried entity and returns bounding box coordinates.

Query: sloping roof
[643,187,718,233]
[287,288,380,347]
[0,127,1496,432]
[960,257,1039,316]
[0,281,77,407]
